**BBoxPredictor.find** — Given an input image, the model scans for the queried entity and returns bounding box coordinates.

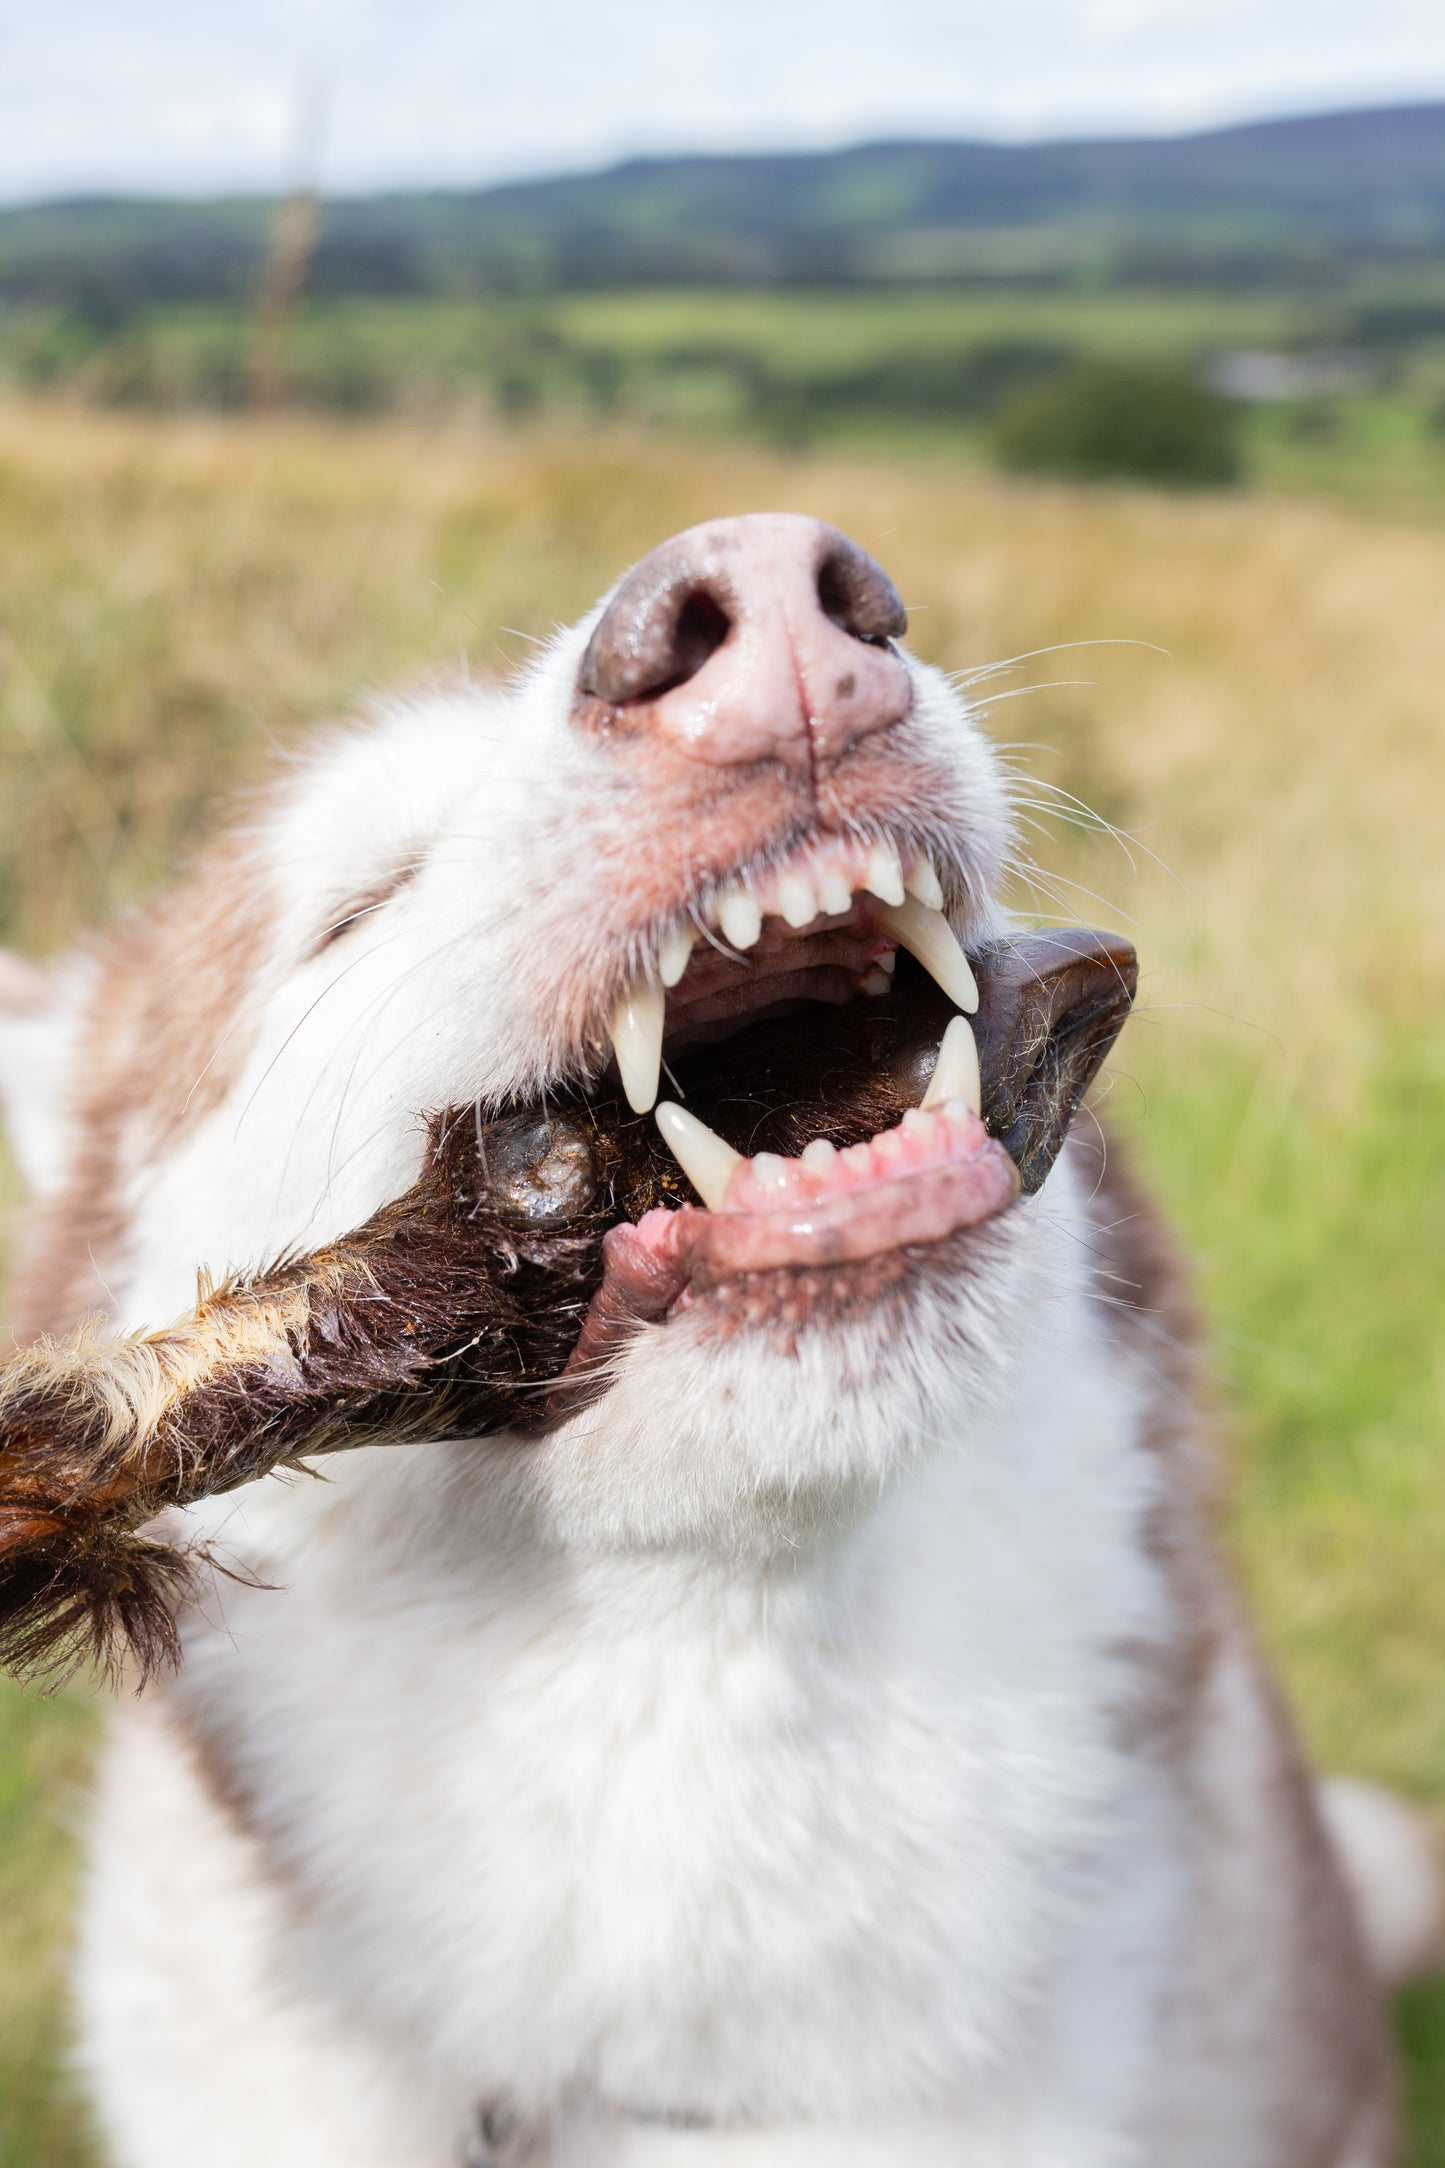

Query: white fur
[1321,1777,1445,1987]
[0,951,91,1199]
[0,603,1406,2165]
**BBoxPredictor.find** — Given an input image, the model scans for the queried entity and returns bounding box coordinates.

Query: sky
[2,0,1444,204]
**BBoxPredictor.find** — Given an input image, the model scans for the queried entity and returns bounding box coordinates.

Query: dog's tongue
[553,1101,1018,1401]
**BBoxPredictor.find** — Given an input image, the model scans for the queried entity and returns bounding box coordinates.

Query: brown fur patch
[1073,1122,1204,1407]
[1066,1123,1225,1762]
[11,836,271,1341]
[1073,1129,1396,2151]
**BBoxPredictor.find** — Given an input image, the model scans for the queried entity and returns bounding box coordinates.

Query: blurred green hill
[5,103,1445,309]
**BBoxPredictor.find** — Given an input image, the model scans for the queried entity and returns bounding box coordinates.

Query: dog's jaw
[36,528,1044,1540]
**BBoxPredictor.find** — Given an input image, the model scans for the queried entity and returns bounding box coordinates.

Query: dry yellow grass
[0,397,1442,2159]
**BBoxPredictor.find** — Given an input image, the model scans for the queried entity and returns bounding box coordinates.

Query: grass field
[0,399,1443,2159]
[11,283,1445,512]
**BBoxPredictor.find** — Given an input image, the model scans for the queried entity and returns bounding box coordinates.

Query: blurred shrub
[991,359,1243,487]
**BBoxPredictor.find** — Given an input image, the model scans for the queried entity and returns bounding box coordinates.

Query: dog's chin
[519,1196,1041,1558]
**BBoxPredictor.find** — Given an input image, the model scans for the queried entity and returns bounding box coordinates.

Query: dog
[0,515,1436,2165]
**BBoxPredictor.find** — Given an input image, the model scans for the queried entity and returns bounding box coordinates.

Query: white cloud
[1083,0,1182,37]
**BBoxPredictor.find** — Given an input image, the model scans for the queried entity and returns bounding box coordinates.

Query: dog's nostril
[816,544,908,648]
[668,589,731,691]
[578,572,732,707]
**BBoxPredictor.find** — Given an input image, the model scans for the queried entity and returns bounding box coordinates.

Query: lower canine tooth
[921,1014,982,1116]
[655,1102,742,1211]
[612,978,665,1112]
[876,896,979,1013]
[658,923,697,988]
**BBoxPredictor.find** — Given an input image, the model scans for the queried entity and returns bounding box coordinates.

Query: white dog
[0,516,1435,2166]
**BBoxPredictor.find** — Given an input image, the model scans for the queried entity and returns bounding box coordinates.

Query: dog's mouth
[0,849,1139,1691]
[472,836,1137,1388]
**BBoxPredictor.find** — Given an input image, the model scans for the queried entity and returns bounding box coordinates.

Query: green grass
[0,405,1442,2158]
[551,283,1318,364]
[8,280,1445,516]
[0,1655,97,2168]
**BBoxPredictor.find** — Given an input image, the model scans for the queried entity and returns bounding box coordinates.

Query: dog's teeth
[817,866,853,916]
[717,886,763,949]
[655,1102,742,1211]
[612,977,666,1113]
[860,969,892,995]
[658,923,697,988]
[921,1014,982,1116]
[800,1137,837,1171]
[875,897,979,1014]
[905,854,945,911]
[863,839,906,907]
[777,871,819,928]
[751,1152,791,1191]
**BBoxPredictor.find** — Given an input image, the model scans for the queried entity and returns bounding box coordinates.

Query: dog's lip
[648,1117,1018,1279]
[546,1133,1019,1414]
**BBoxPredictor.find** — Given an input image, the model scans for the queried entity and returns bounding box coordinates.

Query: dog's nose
[574,514,912,773]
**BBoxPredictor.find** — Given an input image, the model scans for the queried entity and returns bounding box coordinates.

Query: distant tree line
[4,104,1445,314]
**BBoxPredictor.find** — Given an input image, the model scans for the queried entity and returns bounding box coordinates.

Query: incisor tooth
[658,923,697,988]
[777,871,819,928]
[863,839,906,907]
[905,854,945,911]
[655,1101,742,1211]
[818,866,853,916]
[921,1014,982,1116]
[717,887,763,949]
[876,895,979,1013]
[611,977,665,1113]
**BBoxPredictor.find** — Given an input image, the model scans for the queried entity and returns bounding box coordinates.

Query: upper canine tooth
[777,871,819,928]
[863,839,906,907]
[658,923,697,988]
[655,1101,742,1211]
[612,977,666,1112]
[717,887,763,949]
[905,854,945,912]
[921,1014,982,1115]
[876,896,979,1013]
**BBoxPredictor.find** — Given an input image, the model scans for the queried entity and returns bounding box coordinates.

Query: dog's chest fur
[166,1171,1180,2130]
